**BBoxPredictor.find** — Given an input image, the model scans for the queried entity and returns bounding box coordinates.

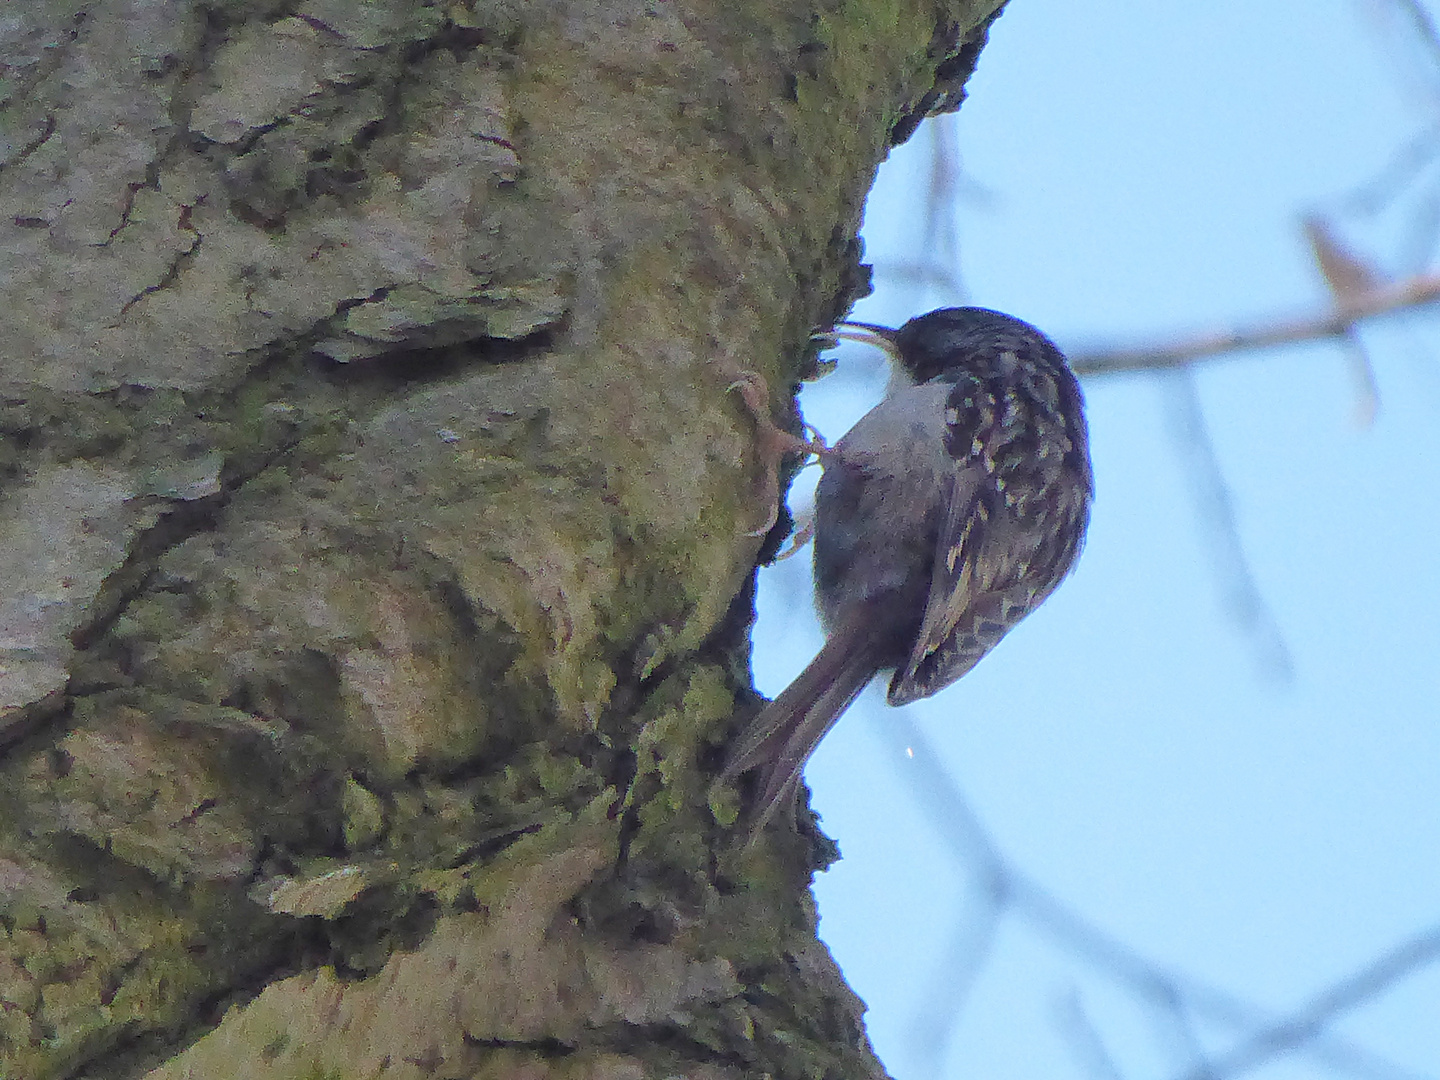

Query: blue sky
[752,2,1440,1078]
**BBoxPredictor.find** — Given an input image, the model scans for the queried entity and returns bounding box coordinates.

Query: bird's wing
[890,472,1077,706]
[890,465,992,705]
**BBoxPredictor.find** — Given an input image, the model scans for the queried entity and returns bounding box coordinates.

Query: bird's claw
[728,371,827,538]
[772,512,815,558]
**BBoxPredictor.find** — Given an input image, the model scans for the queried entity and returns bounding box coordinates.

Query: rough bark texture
[0,2,1003,1077]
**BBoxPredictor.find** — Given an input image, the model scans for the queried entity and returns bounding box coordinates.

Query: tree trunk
[0,2,1002,1076]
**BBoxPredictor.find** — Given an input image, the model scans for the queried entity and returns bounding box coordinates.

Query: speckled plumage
[722,307,1093,831]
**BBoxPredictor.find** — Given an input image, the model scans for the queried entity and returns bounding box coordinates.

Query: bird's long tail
[718,617,883,833]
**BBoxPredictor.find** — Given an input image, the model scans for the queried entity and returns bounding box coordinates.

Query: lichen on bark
[0,0,1005,1076]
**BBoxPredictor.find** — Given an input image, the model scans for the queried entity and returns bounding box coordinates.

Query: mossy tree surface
[0,1,1003,1077]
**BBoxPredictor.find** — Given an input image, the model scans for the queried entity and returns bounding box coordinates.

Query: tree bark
[0,2,1002,1076]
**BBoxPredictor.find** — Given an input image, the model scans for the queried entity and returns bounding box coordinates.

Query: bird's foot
[728,370,828,537]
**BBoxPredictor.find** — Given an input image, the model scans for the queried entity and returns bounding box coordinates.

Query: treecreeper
[723,307,1094,831]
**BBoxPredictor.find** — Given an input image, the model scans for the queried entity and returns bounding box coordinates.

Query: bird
[720,306,1093,833]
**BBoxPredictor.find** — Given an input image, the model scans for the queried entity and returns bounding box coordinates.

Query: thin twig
[1145,977,1218,1080]
[908,896,1004,1074]
[1391,0,1440,73]
[1159,368,1294,681]
[1055,988,1130,1080]
[1335,120,1440,218]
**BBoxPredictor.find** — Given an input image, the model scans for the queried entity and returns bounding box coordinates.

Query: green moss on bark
[1,0,1004,1075]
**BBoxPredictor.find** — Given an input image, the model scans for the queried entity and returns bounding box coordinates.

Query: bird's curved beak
[814,321,903,364]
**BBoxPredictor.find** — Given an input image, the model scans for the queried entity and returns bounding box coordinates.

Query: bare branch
[1067,273,1440,376]
[1174,927,1440,1080]
[876,713,1437,1080]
